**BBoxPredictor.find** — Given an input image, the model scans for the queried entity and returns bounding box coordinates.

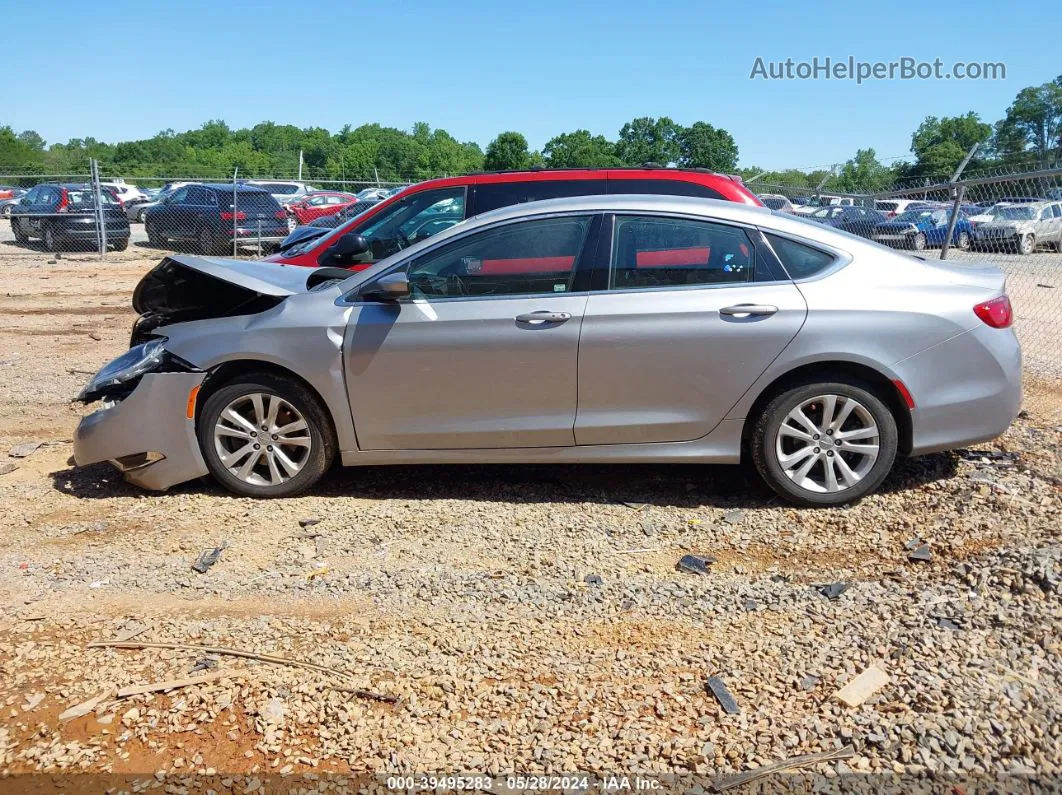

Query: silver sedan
[73,195,1021,506]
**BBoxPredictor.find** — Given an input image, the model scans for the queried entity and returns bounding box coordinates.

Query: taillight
[56,189,69,213]
[974,295,1013,328]
[275,210,287,220]
[220,211,247,222]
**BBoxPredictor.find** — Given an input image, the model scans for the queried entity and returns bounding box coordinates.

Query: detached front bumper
[73,372,209,490]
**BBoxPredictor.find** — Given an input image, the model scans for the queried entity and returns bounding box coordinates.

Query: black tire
[750,380,899,507]
[138,208,149,223]
[198,226,221,256]
[197,373,336,498]
[42,225,58,252]
[111,237,129,252]
[12,218,28,244]
[1018,234,1035,255]
[146,222,163,248]
[911,232,927,251]
[956,231,971,251]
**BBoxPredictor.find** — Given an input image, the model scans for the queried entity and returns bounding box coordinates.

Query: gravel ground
[0,249,1060,791]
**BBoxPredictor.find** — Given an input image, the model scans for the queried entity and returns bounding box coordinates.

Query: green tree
[615,116,681,166]
[484,131,531,171]
[910,112,991,177]
[677,122,738,171]
[834,148,894,193]
[543,129,619,167]
[994,76,1062,163]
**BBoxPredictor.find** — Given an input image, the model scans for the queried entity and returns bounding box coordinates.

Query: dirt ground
[0,249,1060,791]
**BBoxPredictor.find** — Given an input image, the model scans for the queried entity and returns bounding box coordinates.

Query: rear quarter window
[763,233,836,280]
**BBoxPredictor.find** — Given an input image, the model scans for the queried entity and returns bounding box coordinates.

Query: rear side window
[608,178,725,199]
[470,179,606,215]
[764,233,836,280]
[230,191,282,213]
[610,215,755,289]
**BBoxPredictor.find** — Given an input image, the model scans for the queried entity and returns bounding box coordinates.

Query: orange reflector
[186,385,201,419]
[892,379,915,410]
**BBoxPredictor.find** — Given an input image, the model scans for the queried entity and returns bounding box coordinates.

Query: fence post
[939,184,966,261]
[89,159,107,260]
[232,168,239,258]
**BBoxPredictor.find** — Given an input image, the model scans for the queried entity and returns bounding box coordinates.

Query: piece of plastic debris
[937,617,962,631]
[9,441,43,458]
[705,676,741,714]
[189,657,219,674]
[818,582,849,600]
[907,544,932,562]
[834,664,891,707]
[743,599,758,611]
[584,574,603,586]
[191,544,227,574]
[89,580,108,589]
[298,518,321,528]
[677,554,716,575]
[621,501,647,510]
[724,509,744,524]
[800,674,820,691]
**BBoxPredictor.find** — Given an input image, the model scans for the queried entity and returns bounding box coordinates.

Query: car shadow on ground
[51,453,959,510]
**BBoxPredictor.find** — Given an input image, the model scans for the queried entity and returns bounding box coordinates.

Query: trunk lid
[920,260,1006,293]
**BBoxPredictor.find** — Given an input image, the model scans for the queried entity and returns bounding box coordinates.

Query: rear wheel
[751,381,898,507]
[146,223,163,248]
[198,227,223,255]
[111,237,129,252]
[956,231,971,251]
[197,374,336,498]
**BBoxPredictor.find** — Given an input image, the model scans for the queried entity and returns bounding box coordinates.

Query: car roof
[200,183,271,193]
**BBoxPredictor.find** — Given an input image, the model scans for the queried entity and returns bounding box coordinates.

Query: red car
[286,191,360,225]
[265,168,763,270]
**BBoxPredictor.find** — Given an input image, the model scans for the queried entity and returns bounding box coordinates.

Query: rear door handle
[719,304,778,318]
[516,311,572,325]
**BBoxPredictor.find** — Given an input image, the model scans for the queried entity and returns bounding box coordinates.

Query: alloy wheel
[213,392,312,487]
[774,394,880,494]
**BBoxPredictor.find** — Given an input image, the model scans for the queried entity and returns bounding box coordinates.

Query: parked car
[101,181,148,206]
[144,183,289,254]
[0,188,27,217]
[972,201,1062,254]
[0,185,20,201]
[9,183,130,251]
[127,184,191,222]
[244,181,318,206]
[874,199,939,219]
[354,187,393,201]
[266,167,764,269]
[72,194,1020,507]
[287,191,360,225]
[871,207,973,251]
[276,200,381,252]
[791,195,855,216]
[804,205,886,238]
[758,193,794,212]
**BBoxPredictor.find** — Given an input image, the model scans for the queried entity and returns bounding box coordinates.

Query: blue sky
[6,0,1058,170]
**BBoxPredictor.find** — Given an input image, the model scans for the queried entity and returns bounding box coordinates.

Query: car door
[158,186,191,239]
[12,186,40,234]
[29,186,59,235]
[343,213,599,450]
[574,214,807,445]
[1052,204,1062,245]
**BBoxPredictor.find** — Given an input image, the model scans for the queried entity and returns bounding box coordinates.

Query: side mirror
[362,272,410,302]
[326,233,371,265]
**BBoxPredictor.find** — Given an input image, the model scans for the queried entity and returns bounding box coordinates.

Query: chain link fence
[2,161,1061,378]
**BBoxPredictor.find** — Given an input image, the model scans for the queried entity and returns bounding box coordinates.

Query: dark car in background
[144,183,289,254]
[10,183,130,251]
[804,204,886,238]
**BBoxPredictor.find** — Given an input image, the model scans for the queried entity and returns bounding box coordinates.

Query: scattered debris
[1036,283,1055,289]
[307,562,328,581]
[113,622,151,643]
[0,462,17,476]
[743,599,758,612]
[799,674,820,691]
[937,617,962,631]
[261,697,286,724]
[87,332,102,341]
[584,573,603,586]
[191,543,228,574]
[723,509,744,525]
[908,544,932,563]
[705,676,741,715]
[834,664,891,707]
[314,535,327,558]
[117,669,233,698]
[88,579,108,589]
[677,554,716,575]
[22,692,45,711]
[615,547,658,554]
[8,441,43,458]
[87,640,396,703]
[712,745,855,792]
[620,501,647,510]
[299,518,321,528]
[58,688,115,722]
[189,656,220,673]
[818,582,849,600]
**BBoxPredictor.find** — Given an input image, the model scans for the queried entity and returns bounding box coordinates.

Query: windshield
[994,206,1036,220]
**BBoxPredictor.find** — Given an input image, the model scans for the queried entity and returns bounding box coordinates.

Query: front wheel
[197,374,336,498]
[12,218,28,243]
[1018,234,1035,255]
[911,232,927,251]
[751,381,898,506]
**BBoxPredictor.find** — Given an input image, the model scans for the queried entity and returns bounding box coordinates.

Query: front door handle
[516,311,572,325]
[719,304,779,318]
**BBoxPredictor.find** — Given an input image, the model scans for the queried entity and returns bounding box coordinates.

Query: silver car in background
[72,195,1021,507]
[972,200,1062,254]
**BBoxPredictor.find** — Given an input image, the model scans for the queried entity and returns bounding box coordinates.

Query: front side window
[403,215,592,299]
[354,187,465,263]
[610,215,755,289]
